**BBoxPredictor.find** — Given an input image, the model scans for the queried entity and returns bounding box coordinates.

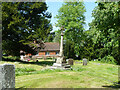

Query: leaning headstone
[68,58,74,65]
[0,64,15,89]
[83,58,87,65]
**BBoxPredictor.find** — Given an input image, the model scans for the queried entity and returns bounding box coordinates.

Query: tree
[90,1,120,64]
[44,32,55,42]
[2,2,52,56]
[0,2,1,31]
[53,30,61,43]
[55,1,86,59]
[64,40,76,59]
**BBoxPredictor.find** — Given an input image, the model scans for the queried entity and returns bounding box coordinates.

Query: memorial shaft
[59,30,63,57]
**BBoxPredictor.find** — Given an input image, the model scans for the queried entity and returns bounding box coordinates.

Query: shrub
[101,55,117,64]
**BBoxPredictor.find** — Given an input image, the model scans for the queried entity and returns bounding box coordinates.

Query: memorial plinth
[52,56,71,70]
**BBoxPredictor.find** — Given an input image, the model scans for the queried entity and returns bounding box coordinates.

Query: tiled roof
[40,42,60,51]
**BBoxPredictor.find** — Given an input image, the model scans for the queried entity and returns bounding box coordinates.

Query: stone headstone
[68,59,74,65]
[83,58,87,65]
[0,64,15,89]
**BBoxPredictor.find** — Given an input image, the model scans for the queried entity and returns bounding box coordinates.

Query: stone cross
[52,27,71,69]
[55,27,64,64]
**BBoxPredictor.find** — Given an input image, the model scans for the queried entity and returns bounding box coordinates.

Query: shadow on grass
[102,81,120,89]
[2,57,55,66]
[16,86,26,90]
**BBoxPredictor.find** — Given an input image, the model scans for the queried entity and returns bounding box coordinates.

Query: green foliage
[64,40,76,59]
[53,30,61,43]
[79,31,95,60]
[55,1,86,58]
[44,32,55,42]
[0,2,2,56]
[101,55,117,64]
[88,1,120,64]
[3,56,20,61]
[2,2,52,56]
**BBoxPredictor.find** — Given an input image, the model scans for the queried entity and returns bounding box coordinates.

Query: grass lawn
[0,59,119,88]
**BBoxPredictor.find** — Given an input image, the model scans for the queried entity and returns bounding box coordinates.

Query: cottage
[39,42,60,57]
[20,42,60,60]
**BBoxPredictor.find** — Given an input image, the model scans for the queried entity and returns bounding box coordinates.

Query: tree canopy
[55,1,86,59]
[88,1,120,64]
[2,2,52,56]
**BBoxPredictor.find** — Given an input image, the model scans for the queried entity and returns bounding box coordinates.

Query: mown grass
[0,60,119,88]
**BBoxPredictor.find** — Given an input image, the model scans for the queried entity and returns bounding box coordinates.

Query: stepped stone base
[49,63,72,70]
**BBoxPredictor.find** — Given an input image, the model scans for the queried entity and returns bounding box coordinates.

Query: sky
[46,1,97,32]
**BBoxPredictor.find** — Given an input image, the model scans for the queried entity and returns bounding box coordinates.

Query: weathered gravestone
[83,58,87,66]
[0,64,15,89]
[68,58,74,65]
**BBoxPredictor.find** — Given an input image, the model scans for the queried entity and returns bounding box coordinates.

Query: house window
[45,52,49,55]
[56,51,59,55]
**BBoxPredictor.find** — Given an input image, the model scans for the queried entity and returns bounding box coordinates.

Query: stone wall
[0,64,15,89]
